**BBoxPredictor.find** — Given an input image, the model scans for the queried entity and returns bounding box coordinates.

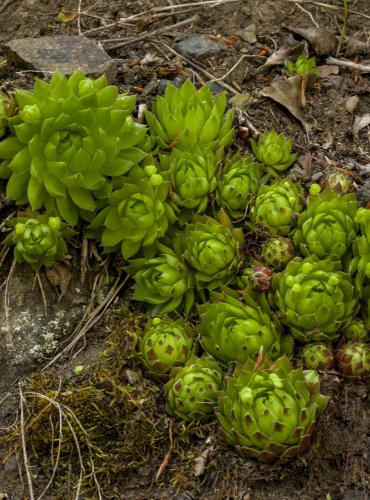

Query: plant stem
[336,0,348,56]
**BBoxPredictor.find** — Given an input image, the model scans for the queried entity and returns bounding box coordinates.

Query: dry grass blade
[19,384,35,500]
[42,274,129,370]
[102,15,200,49]
[156,419,174,481]
[151,40,240,95]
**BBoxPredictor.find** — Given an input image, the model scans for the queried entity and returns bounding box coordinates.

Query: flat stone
[5,35,117,83]
[176,35,221,61]
[237,24,257,44]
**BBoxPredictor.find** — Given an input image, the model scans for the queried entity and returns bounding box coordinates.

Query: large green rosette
[144,79,235,153]
[216,356,329,463]
[249,179,304,235]
[270,256,357,342]
[182,215,243,290]
[165,356,223,422]
[0,71,147,225]
[87,165,176,259]
[197,289,292,365]
[293,190,358,260]
[126,241,195,315]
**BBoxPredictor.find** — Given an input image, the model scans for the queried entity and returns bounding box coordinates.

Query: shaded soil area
[0,0,369,498]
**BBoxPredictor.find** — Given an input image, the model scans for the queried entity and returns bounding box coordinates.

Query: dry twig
[294,2,320,28]
[42,274,129,370]
[156,419,174,481]
[326,56,370,73]
[102,15,200,49]
[150,40,240,95]
[19,384,35,500]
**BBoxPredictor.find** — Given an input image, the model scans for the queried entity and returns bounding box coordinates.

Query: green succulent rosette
[139,316,196,379]
[2,212,75,271]
[216,356,329,463]
[0,71,147,226]
[87,165,176,259]
[284,54,319,77]
[320,171,354,194]
[215,152,262,220]
[270,256,358,342]
[165,356,223,422]
[249,179,304,235]
[261,236,296,270]
[0,91,16,138]
[343,319,369,341]
[197,289,290,366]
[301,342,335,371]
[159,148,217,214]
[126,241,195,315]
[293,190,359,260]
[182,215,243,290]
[335,341,370,378]
[234,266,274,293]
[350,207,370,288]
[144,79,235,153]
[250,130,297,174]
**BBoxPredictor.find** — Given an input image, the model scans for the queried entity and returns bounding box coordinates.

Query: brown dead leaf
[194,437,215,477]
[206,34,239,48]
[45,262,71,298]
[261,74,315,132]
[284,26,337,56]
[353,114,370,134]
[317,65,339,80]
[157,67,188,76]
[132,86,144,93]
[257,38,305,73]
[345,38,370,58]
[57,8,76,23]
[344,95,359,114]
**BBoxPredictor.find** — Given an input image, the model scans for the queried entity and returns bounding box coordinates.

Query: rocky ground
[0,0,369,498]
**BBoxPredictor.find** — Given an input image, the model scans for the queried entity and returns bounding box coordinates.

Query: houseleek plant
[165,356,223,422]
[217,356,329,463]
[0,71,147,225]
[144,79,235,154]
[139,316,195,379]
[2,212,74,271]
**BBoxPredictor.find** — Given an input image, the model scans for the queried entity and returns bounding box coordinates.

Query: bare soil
[0,1,369,499]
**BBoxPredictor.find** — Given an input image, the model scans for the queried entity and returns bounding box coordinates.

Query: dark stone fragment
[5,35,116,83]
[176,35,221,61]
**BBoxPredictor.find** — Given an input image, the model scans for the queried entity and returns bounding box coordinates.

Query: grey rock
[207,81,225,94]
[5,35,116,82]
[236,24,257,44]
[157,76,185,95]
[322,75,344,90]
[356,179,370,205]
[3,455,18,472]
[176,35,221,61]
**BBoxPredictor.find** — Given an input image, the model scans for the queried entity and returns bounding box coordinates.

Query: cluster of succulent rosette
[0,72,369,464]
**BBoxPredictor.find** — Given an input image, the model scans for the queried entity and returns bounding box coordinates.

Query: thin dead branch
[284,0,370,20]
[156,419,174,481]
[209,55,247,83]
[42,274,129,370]
[326,56,370,73]
[120,0,239,22]
[19,384,35,500]
[294,2,320,28]
[102,15,200,50]
[150,40,240,95]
